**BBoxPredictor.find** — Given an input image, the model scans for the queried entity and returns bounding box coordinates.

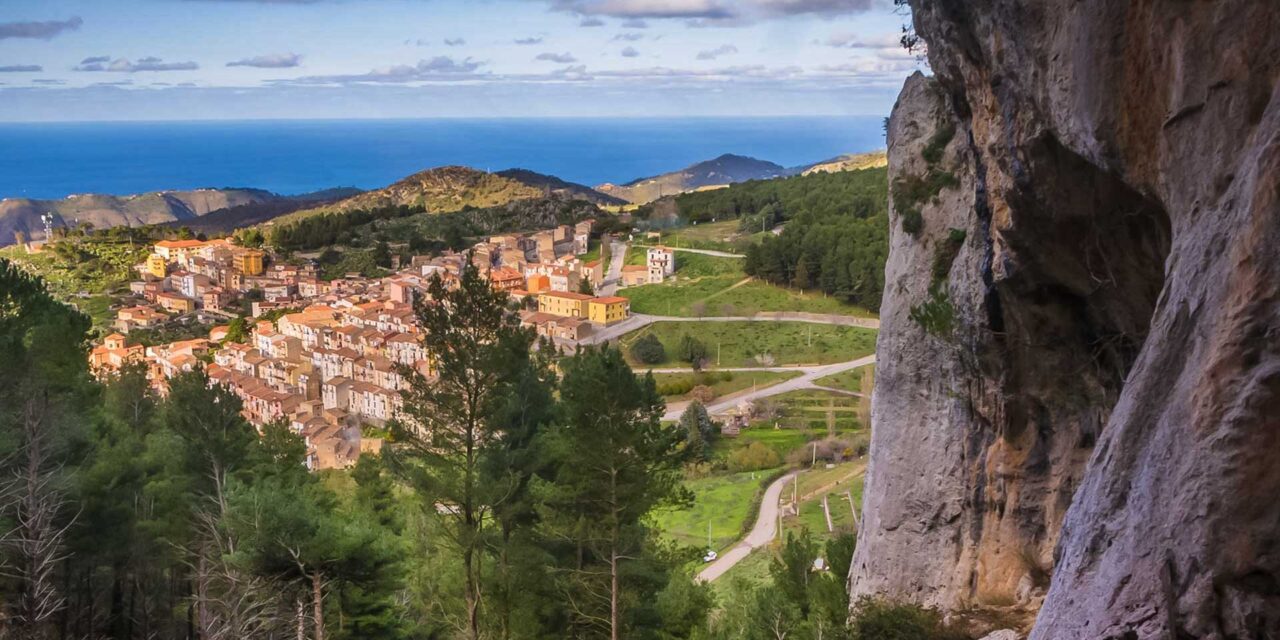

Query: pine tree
[535,346,691,640]
[388,262,539,640]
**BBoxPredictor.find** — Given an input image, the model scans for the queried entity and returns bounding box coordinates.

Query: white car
[702,550,718,563]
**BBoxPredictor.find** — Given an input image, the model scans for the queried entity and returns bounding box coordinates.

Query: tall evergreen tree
[388,261,541,640]
[535,346,691,640]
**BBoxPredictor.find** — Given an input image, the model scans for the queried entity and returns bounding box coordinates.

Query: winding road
[660,354,875,421]
[697,471,797,583]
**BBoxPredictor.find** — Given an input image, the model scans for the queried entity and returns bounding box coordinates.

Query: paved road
[598,240,628,297]
[586,312,881,346]
[663,354,875,421]
[697,471,798,583]
[641,364,832,374]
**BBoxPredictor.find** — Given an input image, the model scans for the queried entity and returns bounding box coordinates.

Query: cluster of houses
[120,237,313,330]
[87,218,666,471]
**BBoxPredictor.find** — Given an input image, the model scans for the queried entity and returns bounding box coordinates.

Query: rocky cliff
[852,1,1279,637]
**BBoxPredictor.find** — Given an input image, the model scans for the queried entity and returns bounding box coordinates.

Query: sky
[0,0,923,121]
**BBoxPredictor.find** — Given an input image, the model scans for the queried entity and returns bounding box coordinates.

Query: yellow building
[537,291,592,318]
[146,253,168,278]
[156,292,196,314]
[587,296,629,326]
[234,250,265,276]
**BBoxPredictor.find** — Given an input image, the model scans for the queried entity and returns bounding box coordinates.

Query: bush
[787,437,856,466]
[727,441,783,472]
[677,334,709,368]
[849,598,969,640]
[656,379,695,397]
[909,284,955,337]
[689,384,716,403]
[630,332,667,364]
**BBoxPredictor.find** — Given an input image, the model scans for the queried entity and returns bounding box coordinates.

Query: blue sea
[0,117,886,201]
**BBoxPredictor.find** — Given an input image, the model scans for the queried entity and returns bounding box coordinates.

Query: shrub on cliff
[849,598,970,640]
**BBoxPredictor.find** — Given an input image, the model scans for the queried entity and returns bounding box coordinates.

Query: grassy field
[649,370,801,402]
[814,365,874,393]
[620,321,877,368]
[624,244,647,266]
[651,469,778,551]
[671,252,745,278]
[650,220,760,254]
[706,280,878,317]
[619,272,875,318]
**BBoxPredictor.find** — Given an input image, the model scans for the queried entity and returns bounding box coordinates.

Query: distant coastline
[0,116,886,202]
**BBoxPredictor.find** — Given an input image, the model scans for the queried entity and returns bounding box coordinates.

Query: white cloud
[620,46,640,57]
[546,0,875,23]
[536,52,578,63]
[696,44,737,60]
[824,31,900,48]
[283,56,487,84]
[515,36,545,45]
[75,56,199,72]
[445,37,466,46]
[227,53,302,68]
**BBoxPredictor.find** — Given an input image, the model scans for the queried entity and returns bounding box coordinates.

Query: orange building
[489,267,526,292]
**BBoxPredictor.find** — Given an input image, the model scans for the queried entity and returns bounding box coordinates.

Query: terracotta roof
[155,239,207,249]
[539,291,593,301]
[591,296,629,304]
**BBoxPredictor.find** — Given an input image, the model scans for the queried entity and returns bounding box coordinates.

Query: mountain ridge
[595,153,791,204]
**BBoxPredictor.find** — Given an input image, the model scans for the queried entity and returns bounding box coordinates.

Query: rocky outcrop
[853,1,1279,637]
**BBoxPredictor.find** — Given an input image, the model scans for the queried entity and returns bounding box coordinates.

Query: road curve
[662,354,875,421]
[697,471,798,583]
[585,312,880,346]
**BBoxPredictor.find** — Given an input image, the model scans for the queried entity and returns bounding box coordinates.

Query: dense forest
[665,167,890,311]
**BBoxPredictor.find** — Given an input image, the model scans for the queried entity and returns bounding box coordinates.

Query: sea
[0,117,886,201]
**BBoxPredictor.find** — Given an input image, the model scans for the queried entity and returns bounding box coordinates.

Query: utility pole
[717,340,721,367]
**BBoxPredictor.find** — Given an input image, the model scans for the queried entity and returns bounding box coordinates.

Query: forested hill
[664,166,891,311]
[279,165,621,225]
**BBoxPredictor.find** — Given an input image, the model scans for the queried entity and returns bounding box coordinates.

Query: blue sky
[0,0,922,121]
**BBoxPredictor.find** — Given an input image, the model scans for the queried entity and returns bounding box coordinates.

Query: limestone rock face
[852,1,1280,637]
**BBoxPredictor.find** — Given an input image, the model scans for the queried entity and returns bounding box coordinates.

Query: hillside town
[89,219,677,470]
